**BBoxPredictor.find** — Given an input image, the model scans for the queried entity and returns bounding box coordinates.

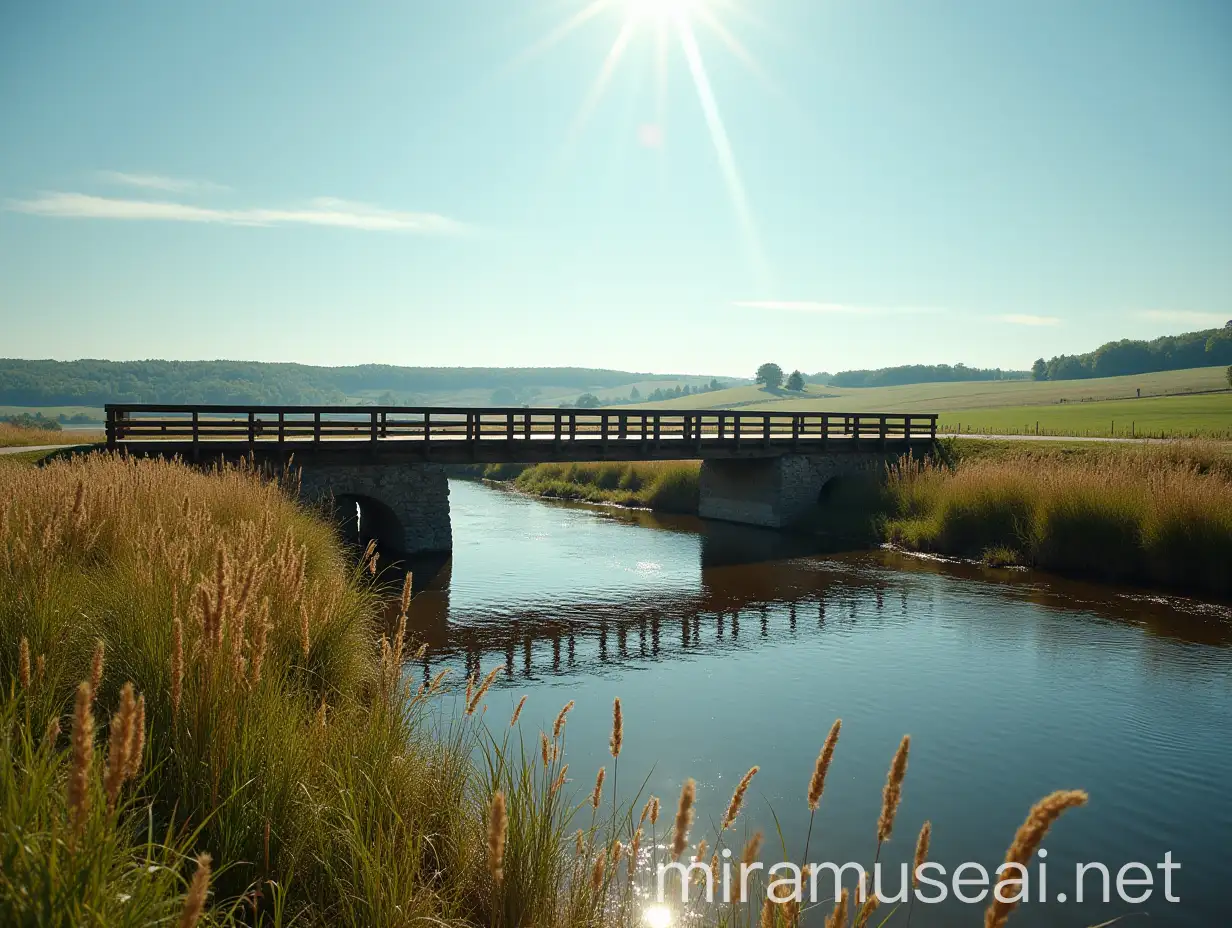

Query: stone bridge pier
[297,463,452,556]
[698,453,892,528]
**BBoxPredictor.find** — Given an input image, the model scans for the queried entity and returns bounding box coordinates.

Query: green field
[938,393,1232,438]
[0,404,105,420]
[637,366,1232,437]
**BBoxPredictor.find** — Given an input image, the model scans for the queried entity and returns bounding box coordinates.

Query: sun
[516,0,770,284]
[624,0,706,21]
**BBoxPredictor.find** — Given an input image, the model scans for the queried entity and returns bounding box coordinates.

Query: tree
[629,386,640,400]
[490,387,517,406]
[1226,365,1232,388]
[1031,358,1047,381]
[755,362,784,389]
[574,393,601,409]
[785,370,805,392]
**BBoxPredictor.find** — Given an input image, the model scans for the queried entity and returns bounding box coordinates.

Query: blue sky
[1,0,1229,376]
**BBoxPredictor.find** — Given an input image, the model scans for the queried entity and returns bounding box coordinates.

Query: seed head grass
[0,450,1098,928]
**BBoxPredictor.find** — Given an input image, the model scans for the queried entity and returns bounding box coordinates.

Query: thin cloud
[97,171,230,194]
[733,300,868,314]
[7,191,466,234]
[997,314,1061,326]
[732,300,941,316]
[1136,310,1227,326]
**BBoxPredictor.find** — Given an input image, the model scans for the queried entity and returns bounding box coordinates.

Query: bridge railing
[105,405,937,449]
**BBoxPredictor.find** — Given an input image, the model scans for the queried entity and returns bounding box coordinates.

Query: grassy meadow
[937,392,1232,439]
[882,440,1232,597]
[638,366,1232,438]
[0,422,104,448]
[501,461,700,513]
[0,450,1090,928]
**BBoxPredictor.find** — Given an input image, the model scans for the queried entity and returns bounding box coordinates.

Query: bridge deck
[106,404,937,463]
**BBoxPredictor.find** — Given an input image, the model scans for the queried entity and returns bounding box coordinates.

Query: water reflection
[389,481,1232,927]
[398,483,1231,683]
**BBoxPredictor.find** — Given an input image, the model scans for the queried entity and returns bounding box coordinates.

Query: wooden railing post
[506,412,514,444]
[791,414,800,448]
[879,416,887,449]
[733,414,741,450]
[653,414,661,448]
[370,411,378,445]
[424,412,431,446]
[640,413,648,449]
[554,413,562,449]
[569,413,576,441]
[523,411,531,440]
[600,413,609,452]
[763,414,771,449]
[931,416,937,440]
[718,414,725,441]
[313,412,321,444]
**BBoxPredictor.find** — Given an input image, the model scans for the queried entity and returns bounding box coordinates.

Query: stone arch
[331,492,407,554]
[295,462,452,556]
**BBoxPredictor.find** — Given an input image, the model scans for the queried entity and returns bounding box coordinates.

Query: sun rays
[519,0,770,283]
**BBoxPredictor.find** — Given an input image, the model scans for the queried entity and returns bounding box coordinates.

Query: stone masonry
[698,453,890,528]
[297,462,452,555]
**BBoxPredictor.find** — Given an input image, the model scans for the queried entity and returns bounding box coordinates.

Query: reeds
[671,778,696,860]
[0,449,1102,928]
[179,853,212,928]
[884,443,1232,596]
[985,790,1088,928]
[877,735,911,849]
[509,461,701,513]
[609,697,623,759]
[488,790,507,885]
[720,766,758,831]
[66,681,94,840]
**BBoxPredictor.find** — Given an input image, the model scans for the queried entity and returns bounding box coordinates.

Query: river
[402,479,1232,927]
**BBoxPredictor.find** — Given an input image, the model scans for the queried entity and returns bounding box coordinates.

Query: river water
[403,480,1232,927]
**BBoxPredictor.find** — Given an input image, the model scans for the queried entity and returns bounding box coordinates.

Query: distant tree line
[561,379,727,408]
[0,359,712,407]
[1,412,61,431]
[1031,323,1232,381]
[812,363,1028,388]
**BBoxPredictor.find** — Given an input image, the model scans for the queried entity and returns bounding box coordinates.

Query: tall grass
[507,461,700,514]
[884,442,1232,596]
[1,452,1090,927]
[0,422,102,448]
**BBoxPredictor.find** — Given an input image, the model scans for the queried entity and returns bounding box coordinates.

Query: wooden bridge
[105,404,937,553]
[105,404,937,462]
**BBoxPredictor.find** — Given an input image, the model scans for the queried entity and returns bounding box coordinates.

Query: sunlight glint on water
[403,480,1232,927]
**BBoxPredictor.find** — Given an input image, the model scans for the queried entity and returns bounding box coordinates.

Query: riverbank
[0,453,518,926]
[488,441,1232,598]
[459,460,701,513]
[7,452,1092,928]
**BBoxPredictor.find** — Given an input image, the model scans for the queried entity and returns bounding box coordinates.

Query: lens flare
[643,904,673,928]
